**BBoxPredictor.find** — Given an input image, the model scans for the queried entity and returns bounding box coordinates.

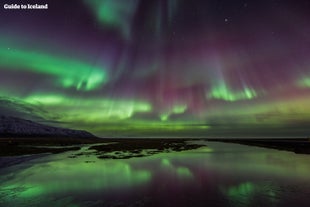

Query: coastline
[1,137,310,158]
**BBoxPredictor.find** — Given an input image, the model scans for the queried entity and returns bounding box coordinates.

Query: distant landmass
[0,116,96,138]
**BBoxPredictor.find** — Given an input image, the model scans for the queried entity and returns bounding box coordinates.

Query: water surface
[1,141,310,207]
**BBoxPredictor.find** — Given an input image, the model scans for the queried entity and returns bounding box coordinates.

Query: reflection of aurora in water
[1,142,310,207]
[0,157,151,199]
[221,182,280,207]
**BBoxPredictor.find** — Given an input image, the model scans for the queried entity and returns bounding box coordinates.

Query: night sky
[1,0,310,137]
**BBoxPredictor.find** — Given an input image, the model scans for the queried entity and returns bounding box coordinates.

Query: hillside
[0,116,96,138]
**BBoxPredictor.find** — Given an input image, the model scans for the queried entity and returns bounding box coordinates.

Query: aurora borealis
[1,0,310,137]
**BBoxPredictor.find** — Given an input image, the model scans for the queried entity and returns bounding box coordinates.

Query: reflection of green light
[209,83,257,101]
[160,158,193,178]
[195,146,213,153]
[161,158,171,167]
[228,182,254,196]
[0,47,108,91]
[222,182,281,206]
[222,182,255,206]
[177,167,192,178]
[0,159,151,202]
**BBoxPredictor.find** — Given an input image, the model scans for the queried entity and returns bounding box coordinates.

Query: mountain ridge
[0,115,96,138]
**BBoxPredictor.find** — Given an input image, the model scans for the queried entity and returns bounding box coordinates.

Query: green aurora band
[208,82,257,102]
[1,0,310,137]
[83,0,139,39]
[0,47,108,91]
[24,94,151,121]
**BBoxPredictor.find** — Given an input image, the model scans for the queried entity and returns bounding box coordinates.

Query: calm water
[1,141,310,207]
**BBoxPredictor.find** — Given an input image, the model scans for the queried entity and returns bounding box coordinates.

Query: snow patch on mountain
[0,116,95,138]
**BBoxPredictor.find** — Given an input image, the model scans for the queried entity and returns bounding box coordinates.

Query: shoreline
[206,138,310,154]
[1,137,310,158]
[0,137,204,158]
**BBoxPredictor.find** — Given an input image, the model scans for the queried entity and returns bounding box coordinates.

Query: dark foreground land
[207,138,310,154]
[0,137,203,158]
[0,137,100,156]
[1,137,310,158]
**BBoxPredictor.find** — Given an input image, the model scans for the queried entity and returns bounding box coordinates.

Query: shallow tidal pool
[1,141,310,207]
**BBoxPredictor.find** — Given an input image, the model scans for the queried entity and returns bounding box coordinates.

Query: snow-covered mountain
[0,116,96,138]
